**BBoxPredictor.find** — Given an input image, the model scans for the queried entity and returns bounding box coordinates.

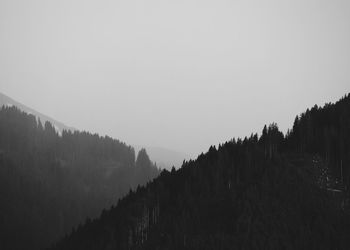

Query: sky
[0,0,349,158]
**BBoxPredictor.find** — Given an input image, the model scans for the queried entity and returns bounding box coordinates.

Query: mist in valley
[1,0,350,249]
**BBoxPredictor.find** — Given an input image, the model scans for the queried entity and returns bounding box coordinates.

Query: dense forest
[49,93,350,250]
[0,106,160,250]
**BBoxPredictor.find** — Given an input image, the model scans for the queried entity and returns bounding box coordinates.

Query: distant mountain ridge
[0,92,75,134]
[0,92,186,170]
[134,145,189,170]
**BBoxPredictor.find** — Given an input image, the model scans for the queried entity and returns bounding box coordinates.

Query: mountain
[0,106,160,250]
[0,92,187,170]
[50,93,350,250]
[0,92,75,134]
[134,145,189,170]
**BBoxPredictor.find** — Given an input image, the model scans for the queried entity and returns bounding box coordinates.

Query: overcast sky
[1,0,349,157]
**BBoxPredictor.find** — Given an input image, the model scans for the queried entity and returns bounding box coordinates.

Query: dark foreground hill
[50,94,350,250]
[0,106,160,250]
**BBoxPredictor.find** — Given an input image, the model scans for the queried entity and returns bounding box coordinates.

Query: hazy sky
[1,0,349,157]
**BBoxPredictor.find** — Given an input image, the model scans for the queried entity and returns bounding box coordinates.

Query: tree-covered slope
[0,106,160,250]
[285,94,350,186]
[50,94,350,250]
[0,92,75,133]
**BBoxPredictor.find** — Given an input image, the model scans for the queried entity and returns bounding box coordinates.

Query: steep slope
[285,94,350,187]
[50,94,350,250]
[0,106,160,250]
[0,92,75,134]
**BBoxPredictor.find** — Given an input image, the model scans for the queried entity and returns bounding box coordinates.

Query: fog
[1,0,349,157]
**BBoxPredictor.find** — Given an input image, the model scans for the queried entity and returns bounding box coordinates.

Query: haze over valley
[1,0,350,249]
[1,0,349,158]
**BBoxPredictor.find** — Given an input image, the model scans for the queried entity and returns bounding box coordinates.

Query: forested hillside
[0,92,75,133]
[285,95,350,187]
[50,94,350,250]
[0,106,160,250]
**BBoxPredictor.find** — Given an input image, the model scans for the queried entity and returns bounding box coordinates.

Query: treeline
[50,93,350,250]
[285,94,350,186]
[0,106,160,250]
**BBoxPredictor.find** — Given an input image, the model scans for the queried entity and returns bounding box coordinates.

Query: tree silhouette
[49,93,350,250]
